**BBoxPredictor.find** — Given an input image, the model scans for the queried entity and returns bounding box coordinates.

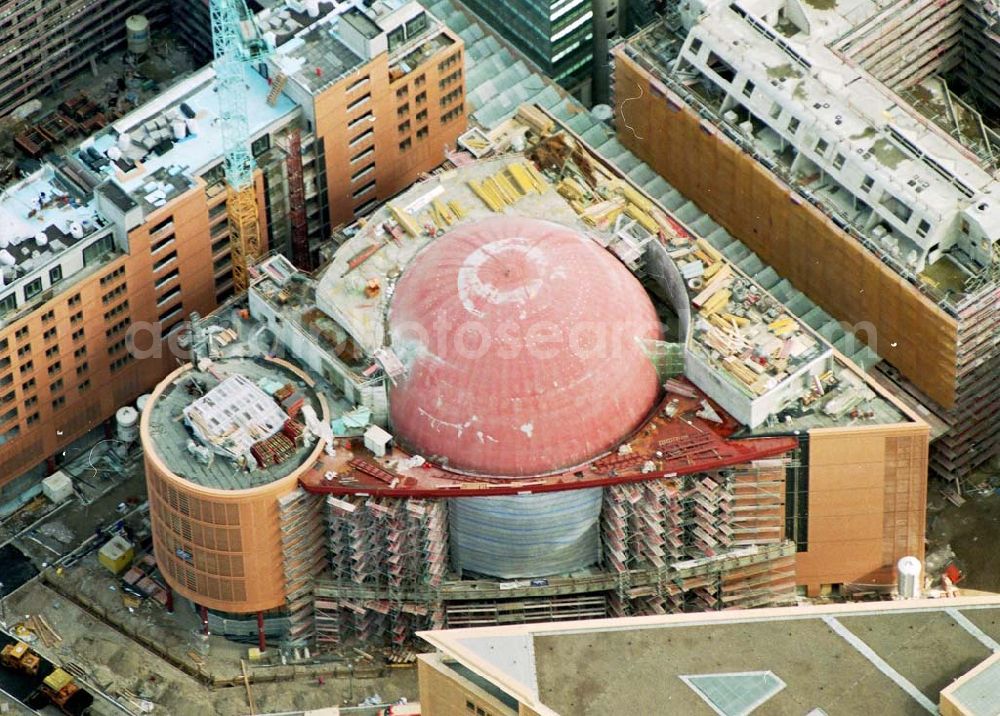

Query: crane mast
[210,0,271,294]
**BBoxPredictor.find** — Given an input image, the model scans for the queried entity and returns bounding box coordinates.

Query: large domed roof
[387,216,662,476]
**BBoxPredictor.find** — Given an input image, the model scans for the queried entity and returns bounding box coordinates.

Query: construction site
[0,0,994,714]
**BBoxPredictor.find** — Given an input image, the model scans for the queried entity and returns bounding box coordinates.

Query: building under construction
[0,0,466,504]
[612,0,1000,484]
[140,109,928,653]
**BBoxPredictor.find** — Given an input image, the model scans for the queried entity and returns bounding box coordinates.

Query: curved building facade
[141,356,328,613]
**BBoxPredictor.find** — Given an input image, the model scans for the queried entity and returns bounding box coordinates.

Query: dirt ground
[5,581,417,715]
[926,463,1000,593]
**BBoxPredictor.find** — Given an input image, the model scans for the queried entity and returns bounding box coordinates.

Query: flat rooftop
[0,166,104,273]
[93,66,298,206]
[420,596,1000,716]
[145,354,323,490]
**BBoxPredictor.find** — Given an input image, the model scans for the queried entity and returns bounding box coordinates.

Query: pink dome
[387,216,662,476]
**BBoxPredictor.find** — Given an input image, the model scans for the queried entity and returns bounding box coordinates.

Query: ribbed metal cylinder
[448,488,603,578]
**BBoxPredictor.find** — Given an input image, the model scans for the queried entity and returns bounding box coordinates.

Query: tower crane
[210,0,272,293]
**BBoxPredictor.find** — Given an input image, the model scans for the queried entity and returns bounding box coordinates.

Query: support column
[45,456,57,475]
[164,586,174,614]
[257,611,266,652]
[199,605,209,635]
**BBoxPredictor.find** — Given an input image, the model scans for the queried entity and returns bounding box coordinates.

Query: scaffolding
[277,488,326,646]
[601,461,795,616]
[284,128,312,271]
[319,494,448,649]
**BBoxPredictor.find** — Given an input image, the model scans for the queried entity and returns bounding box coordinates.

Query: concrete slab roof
[419,596,1000,716]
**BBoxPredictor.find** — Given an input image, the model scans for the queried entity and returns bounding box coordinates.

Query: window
[833,153,845,170]
[416,126,428,140]
[346,93,371,112]
[17,345,29,359]
[24,396,36,408]
[690,37,703,55]
[67,294,81,307]
[439,88,462,107]
[250,134,270,157]
[351,146,375,164]
[100,266,125,286]
[347,75,369,93]
[0,407,16,425]
[41,309,54,323]
[398,120,411,134]
[83,234,114,266]
[0,338,7,353]
[351,164,375,183]
[21,378,35,392]
[396,86,408,100]
[156,268,180,290]
[349,128,374,147]
[414,74,425,88]
[19,361,32,374]
[110,354,133,373]
[102,283,128,304]
[103,300,129,321]
[438,70,461,90]
[47,361,61,376]
[153,250,177,272]
[74,346,86,359]
[72,328,85,342]
[149,216,174,235]
[24,278,42,300]
[438,53,460,72]
[70,311,83,324]
[405,12,428,38]
[742,79,755,97]
[14,326,28,341]
[157,286,180,307]
[352,180,376,199]
[0,391,11,404]
[415,91,427,105]
[787,116,800,134]
[917,218,931,237]
[151,232,175,254]
[0,294,15,316]
[397,103,409,117]
[78,379,91,393]
[45,346,58,359]
[387,25,405,53]
[43,327,56,341]
[51,396,65,410]
[105,318,130,338]
[416,109,427,122]
[76,362,88,376]
[706,51,736,83]
[960,218,970,235]
[108,339,127,355]
[159,305,183,324]
[347,110,373,130]
[815,138,829,155]
[26,413,39,426]
[880,192,913,223]
[399,138,412,151]
[769,102,782,120]
[861,175,874,193]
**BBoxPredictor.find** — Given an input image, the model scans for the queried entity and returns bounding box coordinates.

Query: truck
[1,641,40,676]
[38,668,94,716]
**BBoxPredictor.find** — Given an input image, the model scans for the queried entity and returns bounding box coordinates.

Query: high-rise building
[457,0,622,105]
[613,1,1000,483]
[0,0,465,504]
